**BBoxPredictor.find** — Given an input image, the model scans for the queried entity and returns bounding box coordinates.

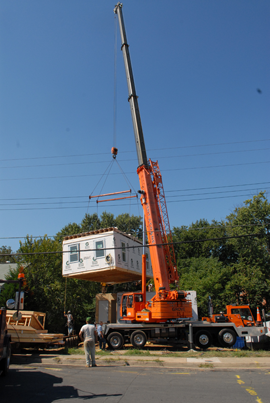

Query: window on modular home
[121,242,126,262]
[96,240,104,258]
[69,244,80,263]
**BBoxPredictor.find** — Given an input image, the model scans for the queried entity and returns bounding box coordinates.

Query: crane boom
[114,2,147,167]
[114,3,192,322]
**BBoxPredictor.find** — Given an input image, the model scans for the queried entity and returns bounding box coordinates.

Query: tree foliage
[0,212,142,333]
[55,212,142,243]
[13,235,101,333]
[0,246,17,263]
[1,193,269,329]
[173,192,270,316]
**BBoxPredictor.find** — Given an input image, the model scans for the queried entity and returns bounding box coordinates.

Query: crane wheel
[218,328,236,348]
[195,330,212,349]
[130,330,147,349]
[107,332,124,350]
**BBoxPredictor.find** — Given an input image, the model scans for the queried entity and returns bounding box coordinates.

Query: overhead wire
[1,138,270,163]
[1,160,270,182]
[0,232,267,257]
[0,222,268,241]
[1,147,270,169]
[0,181,269,202]
[0,184,268,210]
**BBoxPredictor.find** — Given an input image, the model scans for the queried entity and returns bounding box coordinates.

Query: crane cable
[113,14,118,148]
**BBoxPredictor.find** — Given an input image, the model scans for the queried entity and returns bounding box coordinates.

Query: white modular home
[62,227,153,284]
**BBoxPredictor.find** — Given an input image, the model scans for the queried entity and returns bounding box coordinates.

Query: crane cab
[120,292,146,322]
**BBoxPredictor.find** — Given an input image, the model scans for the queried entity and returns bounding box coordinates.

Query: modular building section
[62,227,153,284]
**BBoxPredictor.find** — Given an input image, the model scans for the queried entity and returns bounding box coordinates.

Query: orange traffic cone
[256,307,262,323]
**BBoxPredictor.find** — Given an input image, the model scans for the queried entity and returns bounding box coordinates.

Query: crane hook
[111,147,118,159]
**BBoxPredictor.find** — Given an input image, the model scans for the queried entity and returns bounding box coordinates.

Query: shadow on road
[1,368,122,402]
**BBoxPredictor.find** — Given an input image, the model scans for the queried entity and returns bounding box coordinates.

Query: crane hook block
[111,147,118,159]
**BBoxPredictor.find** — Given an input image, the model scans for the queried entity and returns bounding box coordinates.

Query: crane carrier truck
[103,3,267,350]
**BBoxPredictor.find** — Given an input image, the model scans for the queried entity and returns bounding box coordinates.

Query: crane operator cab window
[127,295,133,308]
[135,294,143,303]
[231,308,253,321]
[121,295,134,317]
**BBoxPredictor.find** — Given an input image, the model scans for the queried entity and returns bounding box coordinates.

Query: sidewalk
[10,352,270,370]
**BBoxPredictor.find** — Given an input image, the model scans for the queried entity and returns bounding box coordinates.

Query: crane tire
[107,332,124,350]
[195,330,212,349]
[130,330,147,349]
[218,328,236,348]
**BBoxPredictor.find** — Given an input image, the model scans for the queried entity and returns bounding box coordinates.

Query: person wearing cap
[96,321,106,350]
[64,310,74,336]
[79,317,98,368]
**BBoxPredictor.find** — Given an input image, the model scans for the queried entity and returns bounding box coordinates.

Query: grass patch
[123,349,151,356]
[162,349,270,358]
[68,347,85,355]
[96,349,111,356]
[199,363,213,368]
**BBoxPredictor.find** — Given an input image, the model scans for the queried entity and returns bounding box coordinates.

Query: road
[1,365,269,403]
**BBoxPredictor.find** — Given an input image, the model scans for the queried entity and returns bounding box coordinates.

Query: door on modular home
[98,300,109,323]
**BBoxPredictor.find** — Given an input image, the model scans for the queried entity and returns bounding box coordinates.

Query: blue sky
[0,0,269,253]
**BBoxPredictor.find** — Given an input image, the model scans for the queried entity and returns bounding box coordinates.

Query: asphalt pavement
[2,364,270,403]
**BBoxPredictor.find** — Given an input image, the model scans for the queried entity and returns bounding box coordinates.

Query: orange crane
[103,4,267,350]
[114,3,192,323]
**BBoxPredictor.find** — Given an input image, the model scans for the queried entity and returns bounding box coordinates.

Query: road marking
[246,388,257,396]
[235,375,264,403]
[170,373,190,375]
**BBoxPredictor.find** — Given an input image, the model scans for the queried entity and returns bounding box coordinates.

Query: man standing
[96,321,106,350]
[79,317,98,368]
[64,311,73,336]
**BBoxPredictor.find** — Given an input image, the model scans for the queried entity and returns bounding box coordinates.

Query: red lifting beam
[96,195,137,203]
[89,190,131,200]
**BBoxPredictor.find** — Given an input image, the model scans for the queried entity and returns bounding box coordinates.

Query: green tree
[225,192,270,310]
[115,213,142,239]
[174,192,270,316]
[55,223,81,244]
[178,256,233,317]
[100,211,116,229]
[0,246,17,263]
[0,266,20,307]
[80,213,100,232]
[17,235,100,333]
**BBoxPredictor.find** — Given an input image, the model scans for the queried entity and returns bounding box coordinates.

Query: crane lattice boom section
[149,159,178,283]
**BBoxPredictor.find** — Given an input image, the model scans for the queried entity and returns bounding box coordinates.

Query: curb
[10,354,270,370]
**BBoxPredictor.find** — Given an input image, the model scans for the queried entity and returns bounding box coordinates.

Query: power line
[0,181,269,202]
[1,138,269,162]
[0,186,268,208]
[0,222,267,241]
[1,160,270,182]
[0,189,268,211]
[1,147,270,169]
[0,232,266,257]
